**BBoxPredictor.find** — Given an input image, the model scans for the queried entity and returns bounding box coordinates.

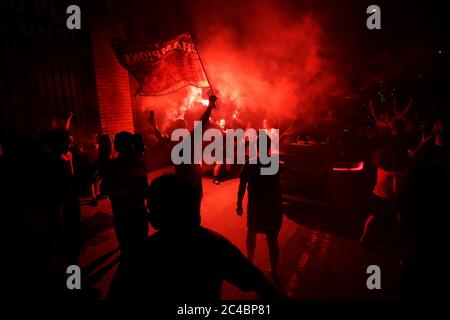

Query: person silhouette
[105,131,149,258]
[237,132,282,282]
[43,128,81,265]
[97,133,113,197]
[397,118,450,299]
[108,174,283,301]
[147,95,218,198]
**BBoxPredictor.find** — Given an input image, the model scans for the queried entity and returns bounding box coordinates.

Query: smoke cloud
[138,0,347,127]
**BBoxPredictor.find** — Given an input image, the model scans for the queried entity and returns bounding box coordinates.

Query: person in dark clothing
[74,136,100,206]
[237,133,282,280]
[148,95,217,198]
[104,131,149,257]
[43,129,81,265]
[97,133,113,197]
[108,174,283,301]
[3,134,68,299]
[397,118,450,299]
[212,118,232,185]
[175,95,217,197]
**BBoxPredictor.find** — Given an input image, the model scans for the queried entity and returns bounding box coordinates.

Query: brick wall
[89,9,134,135]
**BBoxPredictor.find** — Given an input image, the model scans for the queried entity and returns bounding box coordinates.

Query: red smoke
[138,0,345,127]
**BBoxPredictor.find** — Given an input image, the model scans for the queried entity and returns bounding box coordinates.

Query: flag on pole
[112,33,210,96]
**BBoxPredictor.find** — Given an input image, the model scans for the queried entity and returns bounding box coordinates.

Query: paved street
[79,167,401,300]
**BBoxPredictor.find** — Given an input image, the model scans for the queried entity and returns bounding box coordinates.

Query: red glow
[197,11,341,121]
[138,2,347,127]
[332,161,364,172]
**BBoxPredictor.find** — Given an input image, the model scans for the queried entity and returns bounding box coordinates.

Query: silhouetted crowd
[1,96,284,301]
[360,98,450,298]
[1,93,449,301]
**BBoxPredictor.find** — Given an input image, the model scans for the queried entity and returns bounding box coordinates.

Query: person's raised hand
[149,115,157,128]
[209,95,217,107]
[236,205,243,216]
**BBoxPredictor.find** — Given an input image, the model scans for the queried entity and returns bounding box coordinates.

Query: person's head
[132,133,145,158]
[45,129,72,155]
[114,131,134,156]
[148,174,201,232]
[391,119,406,137]
[173,119,187,130]
[97,134,113,156]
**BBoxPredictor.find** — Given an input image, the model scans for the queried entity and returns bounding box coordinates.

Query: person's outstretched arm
[148,111,166,143]
[192,95,216,134]
[187,95,217,137]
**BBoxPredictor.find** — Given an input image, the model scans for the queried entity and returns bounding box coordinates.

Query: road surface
[78,167,401,300]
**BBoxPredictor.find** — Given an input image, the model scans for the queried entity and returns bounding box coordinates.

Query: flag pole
[190,33,215,96]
